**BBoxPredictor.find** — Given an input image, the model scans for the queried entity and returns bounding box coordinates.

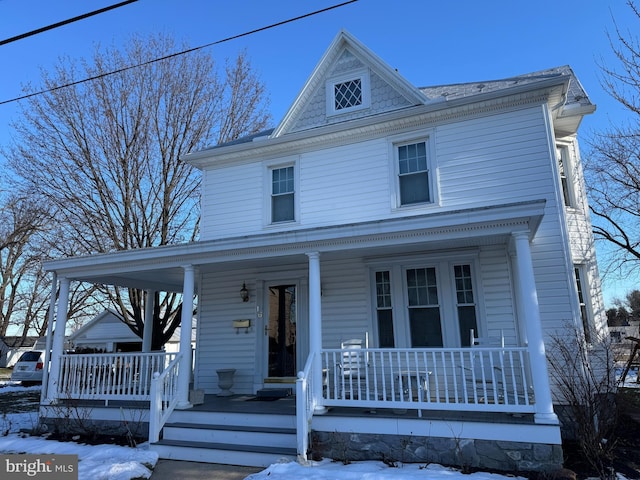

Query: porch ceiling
[44,199,545,292]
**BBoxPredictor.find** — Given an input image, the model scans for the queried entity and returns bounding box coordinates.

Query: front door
[267,284,297,378]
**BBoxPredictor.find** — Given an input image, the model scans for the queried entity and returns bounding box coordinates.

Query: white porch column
[46,276,70,404]
[306,252,326,413]
[40,273,57,403]
[142,290,155,353]
[513,231,558,425]
[176,265,195,409]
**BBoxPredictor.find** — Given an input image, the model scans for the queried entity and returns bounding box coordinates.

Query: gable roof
[68,308,133,343]
[272,29,429,137]
[193,33,594,161]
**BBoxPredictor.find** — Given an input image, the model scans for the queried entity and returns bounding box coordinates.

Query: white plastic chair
[336,338,366,399]
[463,329,505,403]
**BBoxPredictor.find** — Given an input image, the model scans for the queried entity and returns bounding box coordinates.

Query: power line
[0,0,139,46]
[0,0,358,106]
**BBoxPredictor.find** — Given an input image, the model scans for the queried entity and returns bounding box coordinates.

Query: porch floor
[59,394,536,425]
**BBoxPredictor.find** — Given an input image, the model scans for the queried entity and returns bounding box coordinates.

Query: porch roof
[44,199,545,292]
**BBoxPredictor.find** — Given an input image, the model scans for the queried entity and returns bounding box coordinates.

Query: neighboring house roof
[69,309,140,345]
[0,336,39,349]
[68,309,195,346]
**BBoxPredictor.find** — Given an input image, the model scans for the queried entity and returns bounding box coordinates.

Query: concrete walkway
[151,459,262,480]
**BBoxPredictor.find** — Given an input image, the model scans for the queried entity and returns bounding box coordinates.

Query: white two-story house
[40,30,605,473]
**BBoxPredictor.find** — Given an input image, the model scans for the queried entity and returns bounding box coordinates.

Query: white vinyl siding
[436,107,553,208]
[200,164,263,240]
[200,106,556,241]
[194,246,524,393]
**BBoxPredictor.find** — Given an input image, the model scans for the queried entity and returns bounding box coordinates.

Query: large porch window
[407,267,442,347]
[454,264,479,347]
[375,271,395,348]
[371,260,481,348]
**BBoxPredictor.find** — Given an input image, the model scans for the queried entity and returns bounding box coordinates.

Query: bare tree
[547,324,619,479]
[0,194,50,337]
[586,1,640,278]
[4,33,271,348]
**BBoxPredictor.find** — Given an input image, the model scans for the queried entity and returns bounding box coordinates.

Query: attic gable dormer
[272,30,428,137]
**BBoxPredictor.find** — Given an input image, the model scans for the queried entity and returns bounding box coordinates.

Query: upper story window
[271,166,295,223]
[398,140,430,205]
[334,78,362,110]
[326,69,370,116]
[556,144,575,208]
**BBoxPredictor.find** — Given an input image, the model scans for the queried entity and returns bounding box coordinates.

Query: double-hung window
[557,145,574,208]
[397,140,430,205]
[406,267,442,347]
[271,166,295,223]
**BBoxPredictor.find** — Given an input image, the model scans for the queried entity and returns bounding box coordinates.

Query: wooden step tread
[153,438,297,456]
[164,422,295,435]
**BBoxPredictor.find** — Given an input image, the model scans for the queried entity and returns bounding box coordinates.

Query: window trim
[325,68,370,117]
[263,158,299,227]
[573,264,593,343]
[388,130,438,210]
[556,143,577,209]
[367,252,483,348]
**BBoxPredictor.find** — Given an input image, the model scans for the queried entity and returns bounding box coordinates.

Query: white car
[10,350,44,385]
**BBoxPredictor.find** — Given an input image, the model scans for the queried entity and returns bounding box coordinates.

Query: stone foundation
[311,431,563,473]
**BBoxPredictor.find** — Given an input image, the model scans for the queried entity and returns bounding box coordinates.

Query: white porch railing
[295,352,316,463]
[148,353,181,443]
[57,352,177,401]
[321,346,535,414]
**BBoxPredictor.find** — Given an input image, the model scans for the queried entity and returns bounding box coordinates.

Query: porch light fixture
[240,282,249,302]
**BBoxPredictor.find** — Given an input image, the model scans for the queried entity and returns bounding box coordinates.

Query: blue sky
[0,0,635,305]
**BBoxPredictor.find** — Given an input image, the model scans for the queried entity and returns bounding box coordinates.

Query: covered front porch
[41,200,561,466]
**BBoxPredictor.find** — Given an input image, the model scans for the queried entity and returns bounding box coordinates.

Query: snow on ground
[246,460,523,480]
[0,381,43,393]
[0,434,157,480]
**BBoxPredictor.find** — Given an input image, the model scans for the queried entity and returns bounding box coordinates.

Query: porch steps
[150,410,297,467]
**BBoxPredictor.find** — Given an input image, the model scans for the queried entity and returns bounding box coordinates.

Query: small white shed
[69,309,143,352]
[68,309,188,353]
